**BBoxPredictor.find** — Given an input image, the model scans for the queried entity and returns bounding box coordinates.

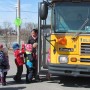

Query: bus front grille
[81,43,90,54]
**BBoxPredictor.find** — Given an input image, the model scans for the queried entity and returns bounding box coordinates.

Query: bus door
[38,23,51,75]
[38,2,51,75]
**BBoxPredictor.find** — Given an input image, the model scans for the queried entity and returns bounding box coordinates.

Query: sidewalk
[0,53,27,89]
[0,52,61,90]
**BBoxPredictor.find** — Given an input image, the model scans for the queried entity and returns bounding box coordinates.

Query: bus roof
[52,0,90,3]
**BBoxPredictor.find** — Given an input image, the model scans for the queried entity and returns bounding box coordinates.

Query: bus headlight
[58,55,68,63]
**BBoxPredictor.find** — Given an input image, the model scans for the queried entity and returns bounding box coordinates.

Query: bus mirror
[40,1,48,20]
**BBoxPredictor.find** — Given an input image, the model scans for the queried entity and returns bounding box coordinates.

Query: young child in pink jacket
[46,48,51,80]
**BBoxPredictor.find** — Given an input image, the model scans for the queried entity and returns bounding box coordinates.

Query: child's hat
[0,44,3,48]
[12,42,20,50]
[25,44,33,52]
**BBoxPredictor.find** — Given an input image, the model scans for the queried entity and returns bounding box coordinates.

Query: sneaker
[46,74,51,80]
[26,78,32,84]
[13,77,22,82]
[13,77,17,81]
[26,80,32,84]
[35,77,42,82]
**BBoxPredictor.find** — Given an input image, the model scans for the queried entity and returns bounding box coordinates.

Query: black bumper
[48,64,90,77]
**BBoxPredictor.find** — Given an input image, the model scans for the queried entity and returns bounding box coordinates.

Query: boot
[1,77,6,86]
[46,73,51,80]
[13,76,22,82]
[2,82,6,86]
[26,72,33,83]
[0,76,1,82]
[35,75,42,82]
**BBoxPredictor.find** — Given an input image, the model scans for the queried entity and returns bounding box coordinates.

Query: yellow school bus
[39,0,90,77]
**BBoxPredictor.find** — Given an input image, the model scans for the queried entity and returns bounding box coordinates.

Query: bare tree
[20,22,38,43]
[0,26,3,35]
[3,22,12,48]
[20,29,30,43]
[24,22,33,31]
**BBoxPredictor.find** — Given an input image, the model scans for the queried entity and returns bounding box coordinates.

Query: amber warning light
[57,37,67,45]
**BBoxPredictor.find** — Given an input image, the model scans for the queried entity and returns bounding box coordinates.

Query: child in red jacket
[12,43,24,82]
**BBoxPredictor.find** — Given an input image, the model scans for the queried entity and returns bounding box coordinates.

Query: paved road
[0,53,90,90]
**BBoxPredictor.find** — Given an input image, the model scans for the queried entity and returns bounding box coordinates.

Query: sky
[0,0,42,28]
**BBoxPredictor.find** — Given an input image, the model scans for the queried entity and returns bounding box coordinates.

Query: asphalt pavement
[0,52,90,90]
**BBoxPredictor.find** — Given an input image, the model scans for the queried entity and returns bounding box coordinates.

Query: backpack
[0,51,5,66]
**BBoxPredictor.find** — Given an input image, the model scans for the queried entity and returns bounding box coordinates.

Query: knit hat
[12,43,20,50]
[25,44,33,52]
[0,44,3,48]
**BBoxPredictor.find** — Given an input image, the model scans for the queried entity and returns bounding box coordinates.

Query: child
[24,44,33,83]
[12,43,24,82]
[0,44,9,86]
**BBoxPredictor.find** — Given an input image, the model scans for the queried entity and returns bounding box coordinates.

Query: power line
[0,11,37,13]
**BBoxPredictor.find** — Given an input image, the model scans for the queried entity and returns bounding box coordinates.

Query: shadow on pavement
[0,86,26,90]
[47,76,90,88]
[7,74,26,78]
[59,76,90,88]
[7,79,42,85]
[40,75,60,82]
[7,79,26,85]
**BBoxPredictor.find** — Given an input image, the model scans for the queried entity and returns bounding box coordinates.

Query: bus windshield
[54,2,90,33]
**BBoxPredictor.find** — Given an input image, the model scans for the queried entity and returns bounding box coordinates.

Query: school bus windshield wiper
[72,18,89,40]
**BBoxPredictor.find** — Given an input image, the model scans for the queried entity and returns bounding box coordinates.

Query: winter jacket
[0,50,9,69]
[14,49,24,66]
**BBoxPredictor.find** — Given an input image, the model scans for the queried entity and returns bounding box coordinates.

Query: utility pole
[17,0,21,44]
[15,6,17,36]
